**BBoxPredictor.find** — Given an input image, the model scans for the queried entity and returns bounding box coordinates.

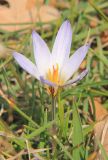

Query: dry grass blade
[7,148,50,160]
[89,98,108,159]
[94,116,108,160]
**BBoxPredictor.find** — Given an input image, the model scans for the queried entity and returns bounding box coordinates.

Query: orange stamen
[53,64,59,83]
[47,64,59,84]
[46,64,64,96]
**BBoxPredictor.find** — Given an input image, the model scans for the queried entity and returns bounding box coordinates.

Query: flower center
[47,64,59,84]
[46,64,64,96]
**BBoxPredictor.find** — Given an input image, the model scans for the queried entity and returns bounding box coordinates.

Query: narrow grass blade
[53,135,72,160]
[72,99,84,160]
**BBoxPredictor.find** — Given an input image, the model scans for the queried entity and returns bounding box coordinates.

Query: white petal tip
[85,43,91,48]
[32,30,36,38]
[13,52,20,58]
[32,30,40,40]
[63,20,71,25]
[63,20,72,30]
[78,69,89,80]
[13,52,16,56]
[32,30,36,34]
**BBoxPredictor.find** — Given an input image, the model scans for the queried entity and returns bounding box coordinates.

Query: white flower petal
[61,44,90,81]
[32,31,51,76]
[51,20,72,69]
[13,52,39,79]
[62,69,88,87]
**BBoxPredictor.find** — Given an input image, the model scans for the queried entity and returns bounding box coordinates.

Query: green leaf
[53,135,73,160]
[72,100,84,160]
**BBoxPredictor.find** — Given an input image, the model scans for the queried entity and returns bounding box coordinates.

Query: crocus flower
[13,20,90,96]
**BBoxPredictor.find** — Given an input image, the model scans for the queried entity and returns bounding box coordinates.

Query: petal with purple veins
[32,31,51,76]
[13,52,39,79]
[62,69,89,87]
[51,20,72,69]
[61,44,90,82]
[40,76,57,87]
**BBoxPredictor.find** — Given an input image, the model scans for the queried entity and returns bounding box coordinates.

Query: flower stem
[58,88,64,134]
[52,96,56,121]
[51,95,57,158]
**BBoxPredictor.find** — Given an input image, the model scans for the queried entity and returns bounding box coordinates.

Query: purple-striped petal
[61,44,90,82]
[51,20,72,69]
[63,69,88,87]
[32,31,51,76]
[13,52,39,79]
[40,76,57,87]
